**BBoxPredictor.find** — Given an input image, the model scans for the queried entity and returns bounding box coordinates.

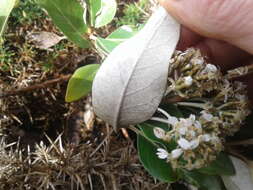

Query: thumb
[158,0,253,54]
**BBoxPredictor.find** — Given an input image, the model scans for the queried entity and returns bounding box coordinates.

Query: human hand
[159,0,253,99]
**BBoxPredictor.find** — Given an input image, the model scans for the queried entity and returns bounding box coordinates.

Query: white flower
[178,138,199,150]
[184,76,193,86]
[179,118,192,128]
[153,127,166,139]
[194,121,202,129]
[189,114,196,122]
[171,149,183,159]
[178,127,187,135]
[167,115,178,126]
[205,64,217,72]
[189,139,199,149]
[156,148,169,159]
[194,58,204,65]
[200,134,211,142]
[178,138,191,150]
[201,111,213,121]
[189,130,196,137]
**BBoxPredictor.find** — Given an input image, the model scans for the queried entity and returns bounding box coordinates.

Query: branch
[0,74,71,98]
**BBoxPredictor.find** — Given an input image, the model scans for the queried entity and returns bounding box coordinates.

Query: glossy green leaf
[94,0,117,28]
[65,64,100,102]
[137,134,177,183]
[0,0,16,38]
[96,26,137,54]
[198,152,235,176]
[88,0,101,26]
[182,170,223,190]
[37,0,90,48]
[107,25,137,39]
[96,25,137,54]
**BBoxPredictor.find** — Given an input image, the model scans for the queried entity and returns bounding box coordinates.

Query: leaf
[92,7,180,128]
[36,0,90,48]
[26,31,66,50]
[0,0,16,39]
[94,0,117,28]
[95,25,137,54]
[88,0,101,26]
[221,156,253,190]
[198,152,235,176]
[65,64,100,102]
[182,170,223,190]
[137,134,177,183]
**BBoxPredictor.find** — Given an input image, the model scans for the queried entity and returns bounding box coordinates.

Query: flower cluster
[166,48,222,99]
[152,48,251,170]
[153,111,223,170]
[166,48,251,136]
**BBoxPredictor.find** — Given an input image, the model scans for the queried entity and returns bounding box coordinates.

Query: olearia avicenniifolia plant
[1,1,252,189]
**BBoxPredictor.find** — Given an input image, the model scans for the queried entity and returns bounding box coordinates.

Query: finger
[176,27,251,71]
[158,0,253,54]
[177,26,203,50]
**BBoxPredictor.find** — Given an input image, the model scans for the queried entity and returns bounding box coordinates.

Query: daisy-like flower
[156,148,169,159]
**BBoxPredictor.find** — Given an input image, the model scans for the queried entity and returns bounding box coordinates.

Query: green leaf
[94,0,117,28]
[88,0,101,26]
[95,25,137,54]
[198,152,235,176]
[0,0,16,39]
[95,27,135,54]
[107,25,137,39]
[37,0,90,48]
[182,170,223,190]
[137,134,178,183]
[65,64,100,102]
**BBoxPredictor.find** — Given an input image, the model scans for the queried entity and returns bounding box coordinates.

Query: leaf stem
[176,102,206,109]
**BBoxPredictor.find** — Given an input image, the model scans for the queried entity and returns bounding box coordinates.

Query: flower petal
[171,148,183,159]
[178,138,191,150]
[156,148,169,159]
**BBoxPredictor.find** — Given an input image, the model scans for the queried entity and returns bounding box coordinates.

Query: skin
[158,0,253,100]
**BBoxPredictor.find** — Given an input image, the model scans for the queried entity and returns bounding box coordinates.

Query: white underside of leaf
[222,156,253,190]
[0,0,16,38]
[92,7,180,128]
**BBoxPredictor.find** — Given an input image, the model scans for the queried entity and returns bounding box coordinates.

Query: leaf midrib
[48,0,86,40]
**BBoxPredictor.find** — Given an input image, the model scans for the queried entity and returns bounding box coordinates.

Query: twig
[0,74,71,98]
